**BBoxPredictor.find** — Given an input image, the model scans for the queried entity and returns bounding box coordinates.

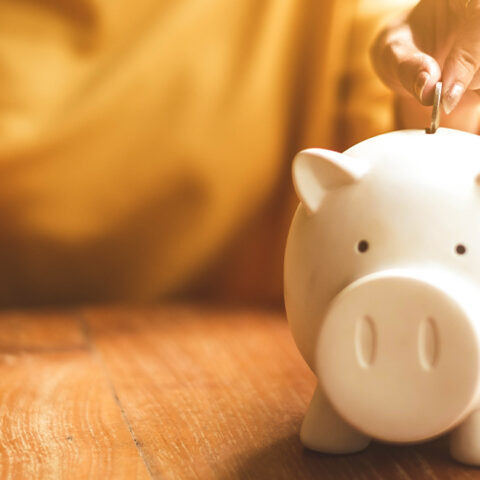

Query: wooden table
[0,305,479,479]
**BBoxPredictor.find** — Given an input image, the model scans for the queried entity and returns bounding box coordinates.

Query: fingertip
[443,82,465,115]
[442,38,480,112]
[398,54,441,105]
[417,60,441,105]
[414,71,430,103]
[420,73,442,105]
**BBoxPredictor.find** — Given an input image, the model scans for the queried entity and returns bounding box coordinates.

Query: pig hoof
[450,409,480,466]
[300,385,370,454]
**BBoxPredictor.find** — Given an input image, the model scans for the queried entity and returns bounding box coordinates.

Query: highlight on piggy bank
[284,127,480,466]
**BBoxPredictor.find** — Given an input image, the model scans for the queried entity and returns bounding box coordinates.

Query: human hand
[371,0,480,117]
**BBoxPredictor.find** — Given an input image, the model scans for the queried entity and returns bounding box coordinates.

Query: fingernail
[443,82,465,114]
[414,72,430,103]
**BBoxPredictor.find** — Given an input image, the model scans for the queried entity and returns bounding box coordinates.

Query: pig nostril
[355,315,376,368]
[418,317,439,371]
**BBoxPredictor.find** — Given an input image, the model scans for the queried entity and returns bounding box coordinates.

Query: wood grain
[83,306,480,480]
[0,311,151,480]
[2,305,480,479]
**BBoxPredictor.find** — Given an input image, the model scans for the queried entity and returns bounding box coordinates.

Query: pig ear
[292,148,369,214]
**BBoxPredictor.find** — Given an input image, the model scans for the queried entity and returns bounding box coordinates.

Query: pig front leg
[300,383,371,454]
[450,409,480,466]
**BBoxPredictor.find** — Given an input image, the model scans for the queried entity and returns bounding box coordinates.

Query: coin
[426,82,442,134]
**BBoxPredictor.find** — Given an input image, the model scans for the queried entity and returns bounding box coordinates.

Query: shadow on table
[228,433,480,480]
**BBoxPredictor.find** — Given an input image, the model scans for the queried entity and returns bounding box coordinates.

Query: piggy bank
[284,127,480,466]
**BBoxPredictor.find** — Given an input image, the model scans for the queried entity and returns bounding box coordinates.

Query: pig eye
[356,240,369,253]
[455,244,467,255]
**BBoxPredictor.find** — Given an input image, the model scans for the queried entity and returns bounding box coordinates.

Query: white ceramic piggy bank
[284,127,480,466]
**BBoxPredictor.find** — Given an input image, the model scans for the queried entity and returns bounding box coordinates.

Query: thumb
[442,10,480,114]
[371,24,441,105]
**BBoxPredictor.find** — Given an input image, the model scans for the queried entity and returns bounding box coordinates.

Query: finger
[397,49,442,105]
[442,5,480,113]
[371,23,441,105]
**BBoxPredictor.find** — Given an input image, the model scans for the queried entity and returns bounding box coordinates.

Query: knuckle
[454,47,480,74]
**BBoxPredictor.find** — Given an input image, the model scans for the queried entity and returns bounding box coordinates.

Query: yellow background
[0,0,415,306]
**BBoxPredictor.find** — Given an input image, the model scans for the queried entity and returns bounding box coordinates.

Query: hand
[371,0,480,120]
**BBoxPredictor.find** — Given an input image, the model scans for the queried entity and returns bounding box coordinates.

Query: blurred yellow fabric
[0,0,414,306]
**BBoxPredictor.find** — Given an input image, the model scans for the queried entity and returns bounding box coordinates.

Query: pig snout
[317,270,480,443]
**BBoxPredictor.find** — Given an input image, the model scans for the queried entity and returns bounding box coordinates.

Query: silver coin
[427,82,442,134]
